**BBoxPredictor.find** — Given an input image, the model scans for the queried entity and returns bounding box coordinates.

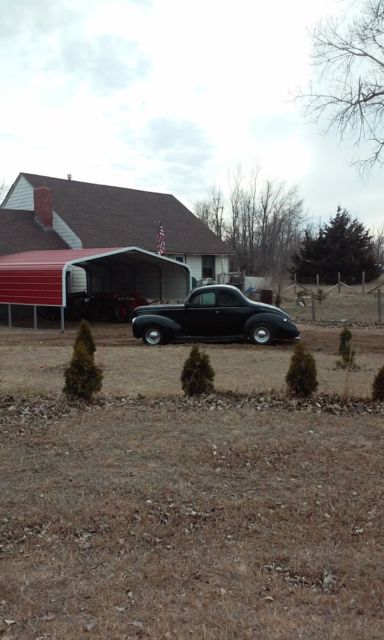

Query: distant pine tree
[291,207,380,284]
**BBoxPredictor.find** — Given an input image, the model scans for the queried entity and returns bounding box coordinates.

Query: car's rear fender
[244,312,287,337]
[132,315,182,340]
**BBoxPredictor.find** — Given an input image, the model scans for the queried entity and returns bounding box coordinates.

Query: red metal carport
[0,247,191,330]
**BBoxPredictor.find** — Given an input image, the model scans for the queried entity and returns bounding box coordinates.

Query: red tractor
[67,291,148,322]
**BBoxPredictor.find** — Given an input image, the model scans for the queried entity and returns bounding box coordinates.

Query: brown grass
[282,279,384,325]
[1,400,384,638]
[1,323,384,638]
[0,322,383,398]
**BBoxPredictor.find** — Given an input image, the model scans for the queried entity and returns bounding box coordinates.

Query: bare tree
[301,0,384,170]
[226,170,305,287]
[372,223,384,265]
[194,188,225,239]
[226,169,259,272]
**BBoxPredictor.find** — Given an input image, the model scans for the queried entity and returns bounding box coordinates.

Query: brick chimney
[34,186,53,229]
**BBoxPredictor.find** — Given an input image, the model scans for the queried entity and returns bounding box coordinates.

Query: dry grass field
[1,319,384,639]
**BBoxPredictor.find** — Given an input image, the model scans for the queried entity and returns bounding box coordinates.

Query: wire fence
[281,272,384,324]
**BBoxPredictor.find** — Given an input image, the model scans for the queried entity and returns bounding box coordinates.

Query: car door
[185,290,218,336]
[215,290,248,335]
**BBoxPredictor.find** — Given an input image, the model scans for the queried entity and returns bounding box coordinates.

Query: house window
[202,255,215,278]
[174,255,185,263]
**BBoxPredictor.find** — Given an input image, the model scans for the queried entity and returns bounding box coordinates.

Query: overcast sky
[1,0,383,229]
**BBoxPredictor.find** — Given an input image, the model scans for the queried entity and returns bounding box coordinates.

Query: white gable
[1,175,82,249]
[2,175,34,210]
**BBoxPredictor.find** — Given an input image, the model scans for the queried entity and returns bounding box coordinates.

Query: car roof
[190,284,243,295]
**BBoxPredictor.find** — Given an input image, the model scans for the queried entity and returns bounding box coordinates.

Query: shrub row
[63,321,384,402]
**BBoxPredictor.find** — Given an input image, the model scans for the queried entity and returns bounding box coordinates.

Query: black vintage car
[132,284,299,346]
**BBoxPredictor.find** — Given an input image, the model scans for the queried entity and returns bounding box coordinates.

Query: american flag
[157,221,165,255]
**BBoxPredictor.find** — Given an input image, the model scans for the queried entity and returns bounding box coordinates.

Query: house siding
[183,254,230,283]
[216,255,229,278]
[68,266,87,294]
[2,175,34,209]
[52,212,82,249]
[185,256,202,282]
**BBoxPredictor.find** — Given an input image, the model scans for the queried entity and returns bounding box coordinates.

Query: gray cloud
[250,113,301,141]
[0,0,75,41]
[0,1,150,93]
[140,118,215,199]
[146,118,214,165]
[52,35,150,93]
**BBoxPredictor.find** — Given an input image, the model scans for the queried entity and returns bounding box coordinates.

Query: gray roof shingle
[0,210,68,255]
[21,173,233,255]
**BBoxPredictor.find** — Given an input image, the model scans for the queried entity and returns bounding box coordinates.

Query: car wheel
[142,326,166,346]
[250,324,273,345]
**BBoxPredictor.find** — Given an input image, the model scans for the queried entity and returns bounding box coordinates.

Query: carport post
[60,307,65,333]
[33,306,37,330]
[7,304,12,328]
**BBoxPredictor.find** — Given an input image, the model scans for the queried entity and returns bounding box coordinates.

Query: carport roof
[0,247,190,307]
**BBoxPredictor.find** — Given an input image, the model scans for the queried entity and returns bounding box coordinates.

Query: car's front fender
[132,314,182,339]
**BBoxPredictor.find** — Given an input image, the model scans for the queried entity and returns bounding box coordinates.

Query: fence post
[362,271,365,294]
[294,273,297,297]
[379,290,383,323]
[338,272,341,294]
[316,273,320,292]
[311,292,316,321]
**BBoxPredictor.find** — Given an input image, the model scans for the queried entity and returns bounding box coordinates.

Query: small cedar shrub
[337,326,356,369]
[372,365,384,401]
[75,319,96,355]
[64,342,103,400]
[64,322,102,401]
[181,345,215,396]
[286,341,318,398]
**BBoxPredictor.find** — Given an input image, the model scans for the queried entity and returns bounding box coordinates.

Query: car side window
[188,292,216,307]
[218,292,238,306]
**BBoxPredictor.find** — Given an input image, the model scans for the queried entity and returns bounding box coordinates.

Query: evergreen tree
[337,327,356,369]
[372,366,384,402]
[64,322,102,401]
[291,207,380,284]
[286,342,318,398]
[74,319,96,355]
[181,346,215,396]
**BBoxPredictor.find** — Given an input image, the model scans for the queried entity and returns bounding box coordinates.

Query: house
[1,173,233,282]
